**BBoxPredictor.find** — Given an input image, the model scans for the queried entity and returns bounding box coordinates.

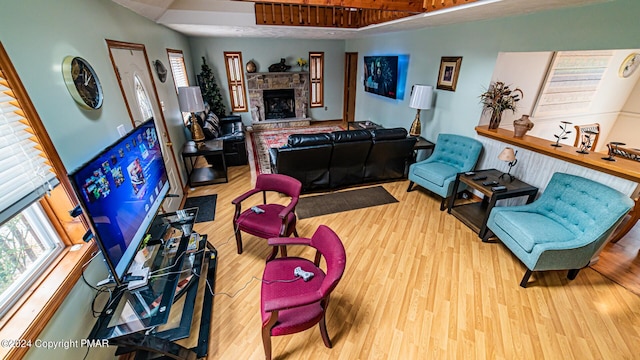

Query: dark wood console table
[182,139,228,187]
[88,210,217,359]
[448,169,538,239]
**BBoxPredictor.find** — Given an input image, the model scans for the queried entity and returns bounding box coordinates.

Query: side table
[447,169,538,239]
[182,139,228,187]
[412,136,435,162]
[347,121,383,130]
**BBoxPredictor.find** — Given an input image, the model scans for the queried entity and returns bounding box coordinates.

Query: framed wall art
[436,56,462,91]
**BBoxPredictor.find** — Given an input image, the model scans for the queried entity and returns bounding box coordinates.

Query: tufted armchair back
[484,172,633,287]
[429,133,483,172]
[527,173,632,242]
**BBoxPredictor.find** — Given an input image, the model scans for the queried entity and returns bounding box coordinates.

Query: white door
[108,44,184,212]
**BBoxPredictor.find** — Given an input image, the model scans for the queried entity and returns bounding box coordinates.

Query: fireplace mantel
[246,71,310,122]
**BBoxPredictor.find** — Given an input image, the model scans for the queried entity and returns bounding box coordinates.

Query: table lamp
[178,86,206,146]
[498,147,518,182]
[408,84,433,137]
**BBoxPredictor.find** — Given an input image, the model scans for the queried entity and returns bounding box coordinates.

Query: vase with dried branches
[480,81,523,130]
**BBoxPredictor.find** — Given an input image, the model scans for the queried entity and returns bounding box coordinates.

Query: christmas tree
[198,57,226,117]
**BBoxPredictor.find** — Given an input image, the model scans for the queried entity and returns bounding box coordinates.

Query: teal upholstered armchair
[483,172,633,287]
[407,133,483,210]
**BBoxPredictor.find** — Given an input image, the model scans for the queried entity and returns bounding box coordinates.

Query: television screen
[364,56,399,99]
[69,118,169,285]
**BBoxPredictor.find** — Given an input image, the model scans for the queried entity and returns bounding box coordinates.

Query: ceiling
[111,0,609,40]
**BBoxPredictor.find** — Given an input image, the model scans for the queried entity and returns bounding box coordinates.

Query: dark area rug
[183,194,217,223]
[296,186,398,219]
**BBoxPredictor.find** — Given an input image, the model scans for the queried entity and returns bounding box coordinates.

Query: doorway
[343,52,358,127]
[106,40,184,212]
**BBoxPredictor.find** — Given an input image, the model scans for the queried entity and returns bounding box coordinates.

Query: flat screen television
[69,118,169,286]
[363,55,408,100]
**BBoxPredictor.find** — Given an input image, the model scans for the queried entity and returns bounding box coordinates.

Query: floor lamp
[409,84,433,137]
[178,86,206,147]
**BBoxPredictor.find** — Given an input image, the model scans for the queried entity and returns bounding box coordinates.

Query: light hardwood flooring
[189,164,640,360]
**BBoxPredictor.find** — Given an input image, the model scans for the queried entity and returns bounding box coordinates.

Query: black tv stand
[88,209,217,359]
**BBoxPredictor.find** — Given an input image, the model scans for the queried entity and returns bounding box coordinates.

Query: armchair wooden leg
[262,312,279,360]
[440,197,448,211]
[520,269,533,288]
[318,314,333,348]
[567,269,580,280]
[235,229,243,254]
[481,230,494,243]
[407,181,415,192]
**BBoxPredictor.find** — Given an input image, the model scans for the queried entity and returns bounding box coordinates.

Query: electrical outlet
[117,124,126,136]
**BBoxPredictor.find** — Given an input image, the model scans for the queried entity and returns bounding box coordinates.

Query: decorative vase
[246,60,256,73]
[513,115,534,138]
[488,110,503,130]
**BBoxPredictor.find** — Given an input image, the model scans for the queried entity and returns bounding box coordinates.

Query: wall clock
[62,56,103,110]
[619,53,640,78]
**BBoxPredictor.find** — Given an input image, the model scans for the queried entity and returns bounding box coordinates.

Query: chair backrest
[534,173,633,241]
[573,123,600,149]
[309,225,347,296]
[255,173,302,199]
[431,133,483,172]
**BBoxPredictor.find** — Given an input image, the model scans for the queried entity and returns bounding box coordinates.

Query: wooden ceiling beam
[245,0,424,12]
[252,0,477,28]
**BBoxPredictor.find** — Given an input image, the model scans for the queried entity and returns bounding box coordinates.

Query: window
[134,74,154,121]
[0,203,62,316]
[167,49,192,125]
[0,42,93,359]
[309,52,324,108]
[167,49,189,92]
[224,51,248,112]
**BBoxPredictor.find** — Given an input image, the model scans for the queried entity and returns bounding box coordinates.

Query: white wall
[489,49,640,152]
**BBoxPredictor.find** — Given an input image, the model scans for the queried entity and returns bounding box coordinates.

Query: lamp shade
[178,86,205,113]
[498,147,516,162]
[409,85,433,110]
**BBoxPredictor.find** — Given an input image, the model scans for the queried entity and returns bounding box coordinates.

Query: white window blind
[168,50,189,92]
[0,69,57,225]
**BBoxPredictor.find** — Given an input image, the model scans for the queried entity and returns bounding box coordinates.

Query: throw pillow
[202,112,220,139]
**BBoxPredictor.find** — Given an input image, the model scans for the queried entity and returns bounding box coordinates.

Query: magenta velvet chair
[261,225,347,360]
[231,173,302,254]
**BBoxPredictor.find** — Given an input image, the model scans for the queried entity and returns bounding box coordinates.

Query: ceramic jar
[513,115,534,138]
[246,60,257,73]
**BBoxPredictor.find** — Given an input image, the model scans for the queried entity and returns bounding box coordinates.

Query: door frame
[105,39,185,193]
[343,52,358,127]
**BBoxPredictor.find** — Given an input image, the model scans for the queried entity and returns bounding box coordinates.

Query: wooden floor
[190,164,640,360]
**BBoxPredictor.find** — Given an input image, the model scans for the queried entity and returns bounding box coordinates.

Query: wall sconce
[408,84,433,137]
[178,86,206,147]
[498,147,518,182]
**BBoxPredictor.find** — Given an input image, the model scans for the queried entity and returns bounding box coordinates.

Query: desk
[182,139,228,187]
[447,169,538,238]
[89,210,217,359]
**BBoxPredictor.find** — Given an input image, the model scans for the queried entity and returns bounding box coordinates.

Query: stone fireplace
[247,71,309,123]
[263,89,295,119]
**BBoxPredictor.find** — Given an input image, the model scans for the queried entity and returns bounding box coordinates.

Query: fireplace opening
[263,89,295,119]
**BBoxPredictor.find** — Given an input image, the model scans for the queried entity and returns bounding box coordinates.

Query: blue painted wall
[188,37,346,122]
[347,0,640,142]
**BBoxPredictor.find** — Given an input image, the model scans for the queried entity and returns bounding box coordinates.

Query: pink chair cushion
[236,204,297,239]
[261,257,326,336]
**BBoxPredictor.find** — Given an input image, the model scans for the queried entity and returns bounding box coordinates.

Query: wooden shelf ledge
[475,125,640,183]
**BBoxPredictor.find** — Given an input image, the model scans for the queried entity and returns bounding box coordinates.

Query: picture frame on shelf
[436,56,462,91]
